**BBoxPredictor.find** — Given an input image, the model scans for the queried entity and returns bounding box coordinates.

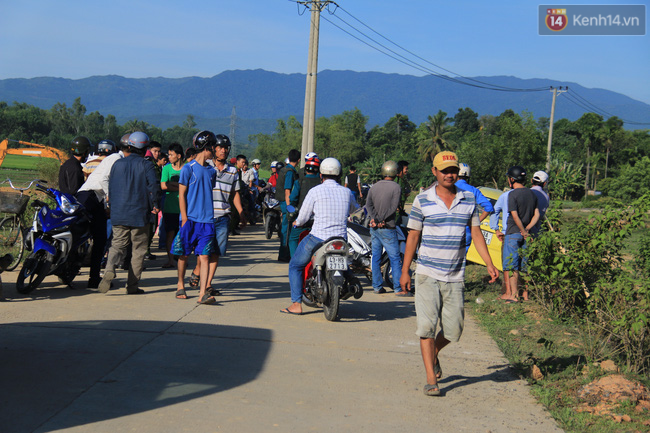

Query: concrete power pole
[546,86,567,173]
[300,1,331,167]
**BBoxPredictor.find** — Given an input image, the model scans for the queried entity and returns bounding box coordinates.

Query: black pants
[76,190,107,282]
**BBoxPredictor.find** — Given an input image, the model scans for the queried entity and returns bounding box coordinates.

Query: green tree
[452,107,480,136]
[417,110,454,163]
[598,116,624,178]
[571,113,603,198]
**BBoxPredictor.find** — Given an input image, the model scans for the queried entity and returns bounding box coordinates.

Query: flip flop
[280,308,302,315]
[197,293,216,305]
[434,359,442,379]
[175,289,188,299]
[505,299,519,304]
[207,286,222,296]
[188,272,200,289]
[423,384,441,396]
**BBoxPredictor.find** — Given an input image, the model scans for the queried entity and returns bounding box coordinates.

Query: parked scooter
[346,206,411,288]
[292,206,363,321]
[262,186,282,240]
[16,184,91,294]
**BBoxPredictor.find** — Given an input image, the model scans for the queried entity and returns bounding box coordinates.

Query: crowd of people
[56,133,550,397]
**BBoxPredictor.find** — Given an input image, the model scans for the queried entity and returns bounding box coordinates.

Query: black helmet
[119,133,131,150]
[507,166,527,183]
[70,136,91,156]
[275,161,285,170]
[215,134,231,148]
[97,139,116,155]
[193,130,217,150]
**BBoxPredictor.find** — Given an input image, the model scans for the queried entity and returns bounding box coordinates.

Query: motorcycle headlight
[59,195,80,215]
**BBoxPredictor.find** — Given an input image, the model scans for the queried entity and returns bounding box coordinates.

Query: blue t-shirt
[179,160,216,224]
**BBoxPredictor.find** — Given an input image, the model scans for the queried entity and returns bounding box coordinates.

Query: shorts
[164,213,180,234]
[171,220,215,256]
[503,233,527,272]
[414,273,465,342]
[213,215,230,257]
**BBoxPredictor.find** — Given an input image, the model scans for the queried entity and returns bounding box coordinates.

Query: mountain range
[1,69,648,137]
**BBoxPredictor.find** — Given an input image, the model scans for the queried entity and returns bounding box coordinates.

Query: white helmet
[251,158,261,165]
[270,160,278,168]
[319,157,341,176]
[459,163,471,177]
[305,151,318,162]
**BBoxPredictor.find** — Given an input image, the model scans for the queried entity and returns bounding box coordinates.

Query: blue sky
[1,0,648,106]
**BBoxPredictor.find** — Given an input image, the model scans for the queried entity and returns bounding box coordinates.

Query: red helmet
[305,154,320,173]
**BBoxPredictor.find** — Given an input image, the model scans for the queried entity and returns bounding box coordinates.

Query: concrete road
[0,226,563,433]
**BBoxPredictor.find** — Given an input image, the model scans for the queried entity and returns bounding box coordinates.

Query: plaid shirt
[294,179,358,240]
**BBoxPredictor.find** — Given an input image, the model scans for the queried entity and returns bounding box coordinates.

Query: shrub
[525,194,650,374]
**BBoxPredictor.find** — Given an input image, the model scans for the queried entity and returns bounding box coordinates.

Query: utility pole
[299,1,332,167]
[230,106,237,153]
[546,86,567,173]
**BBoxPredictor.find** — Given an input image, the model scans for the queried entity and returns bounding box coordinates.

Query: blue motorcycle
[16,184,91,294]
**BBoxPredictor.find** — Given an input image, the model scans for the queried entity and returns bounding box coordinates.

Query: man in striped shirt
[400,151,498,397]
[188,134,246,297]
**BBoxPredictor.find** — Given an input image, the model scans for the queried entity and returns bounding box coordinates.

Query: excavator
[0,138,68,167]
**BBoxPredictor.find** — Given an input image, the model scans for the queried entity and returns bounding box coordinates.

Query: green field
[1,154,44,170]
[1,154,59,185]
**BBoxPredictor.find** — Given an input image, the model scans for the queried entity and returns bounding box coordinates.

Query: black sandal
[197,292,216,305]
[207,286,222,296]
[175,289,188,299]
[188,272,200,289]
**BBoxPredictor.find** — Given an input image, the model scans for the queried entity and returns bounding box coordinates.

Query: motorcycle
[262,187,282,240]
[292,207,363,322]
[347,206,412,288]
[16,184,91,294]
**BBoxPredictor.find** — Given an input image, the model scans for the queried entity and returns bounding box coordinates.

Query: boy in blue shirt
[171,131,218,304]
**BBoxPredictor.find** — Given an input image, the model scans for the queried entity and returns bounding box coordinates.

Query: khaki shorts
[414,273,465,342]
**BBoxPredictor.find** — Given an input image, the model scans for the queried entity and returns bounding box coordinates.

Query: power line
[321,14,545,93]
[335,6,549,92]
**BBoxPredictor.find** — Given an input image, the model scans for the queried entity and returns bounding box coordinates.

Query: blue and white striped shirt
[407,183,479,282]
[294,179,358,240]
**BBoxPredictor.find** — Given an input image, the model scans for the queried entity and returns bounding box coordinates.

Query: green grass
[1,154,42,170]
[464,263,650,433]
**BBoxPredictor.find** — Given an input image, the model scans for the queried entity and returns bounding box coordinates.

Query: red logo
[546,8,568,32]
[442,155,456,161]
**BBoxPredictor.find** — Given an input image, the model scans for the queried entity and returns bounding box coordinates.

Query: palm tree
[598,116,623,179]
[417,110,455,162]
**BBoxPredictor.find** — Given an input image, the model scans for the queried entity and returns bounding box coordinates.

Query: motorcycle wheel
[0,217,25,271]
[16,250,52,294]
[322,275,340,322]
[264,213,273,240]
[382,252,416,290]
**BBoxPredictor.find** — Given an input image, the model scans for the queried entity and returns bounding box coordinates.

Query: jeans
[278,203,291,261]
[371,228,402,292]
[288,233,323,303]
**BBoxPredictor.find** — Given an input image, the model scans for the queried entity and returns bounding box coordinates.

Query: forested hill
[1,69,648,130]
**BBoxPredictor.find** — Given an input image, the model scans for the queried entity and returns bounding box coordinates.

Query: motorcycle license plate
[327,256,347,270]
[482,230,493,245]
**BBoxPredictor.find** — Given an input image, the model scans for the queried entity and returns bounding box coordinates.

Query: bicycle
[0,179,42,271]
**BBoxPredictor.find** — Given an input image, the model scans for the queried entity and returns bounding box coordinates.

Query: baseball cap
[533,171,549,183]
[432,151,459,171]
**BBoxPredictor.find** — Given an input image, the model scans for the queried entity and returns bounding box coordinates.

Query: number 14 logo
[546,9,568,31]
